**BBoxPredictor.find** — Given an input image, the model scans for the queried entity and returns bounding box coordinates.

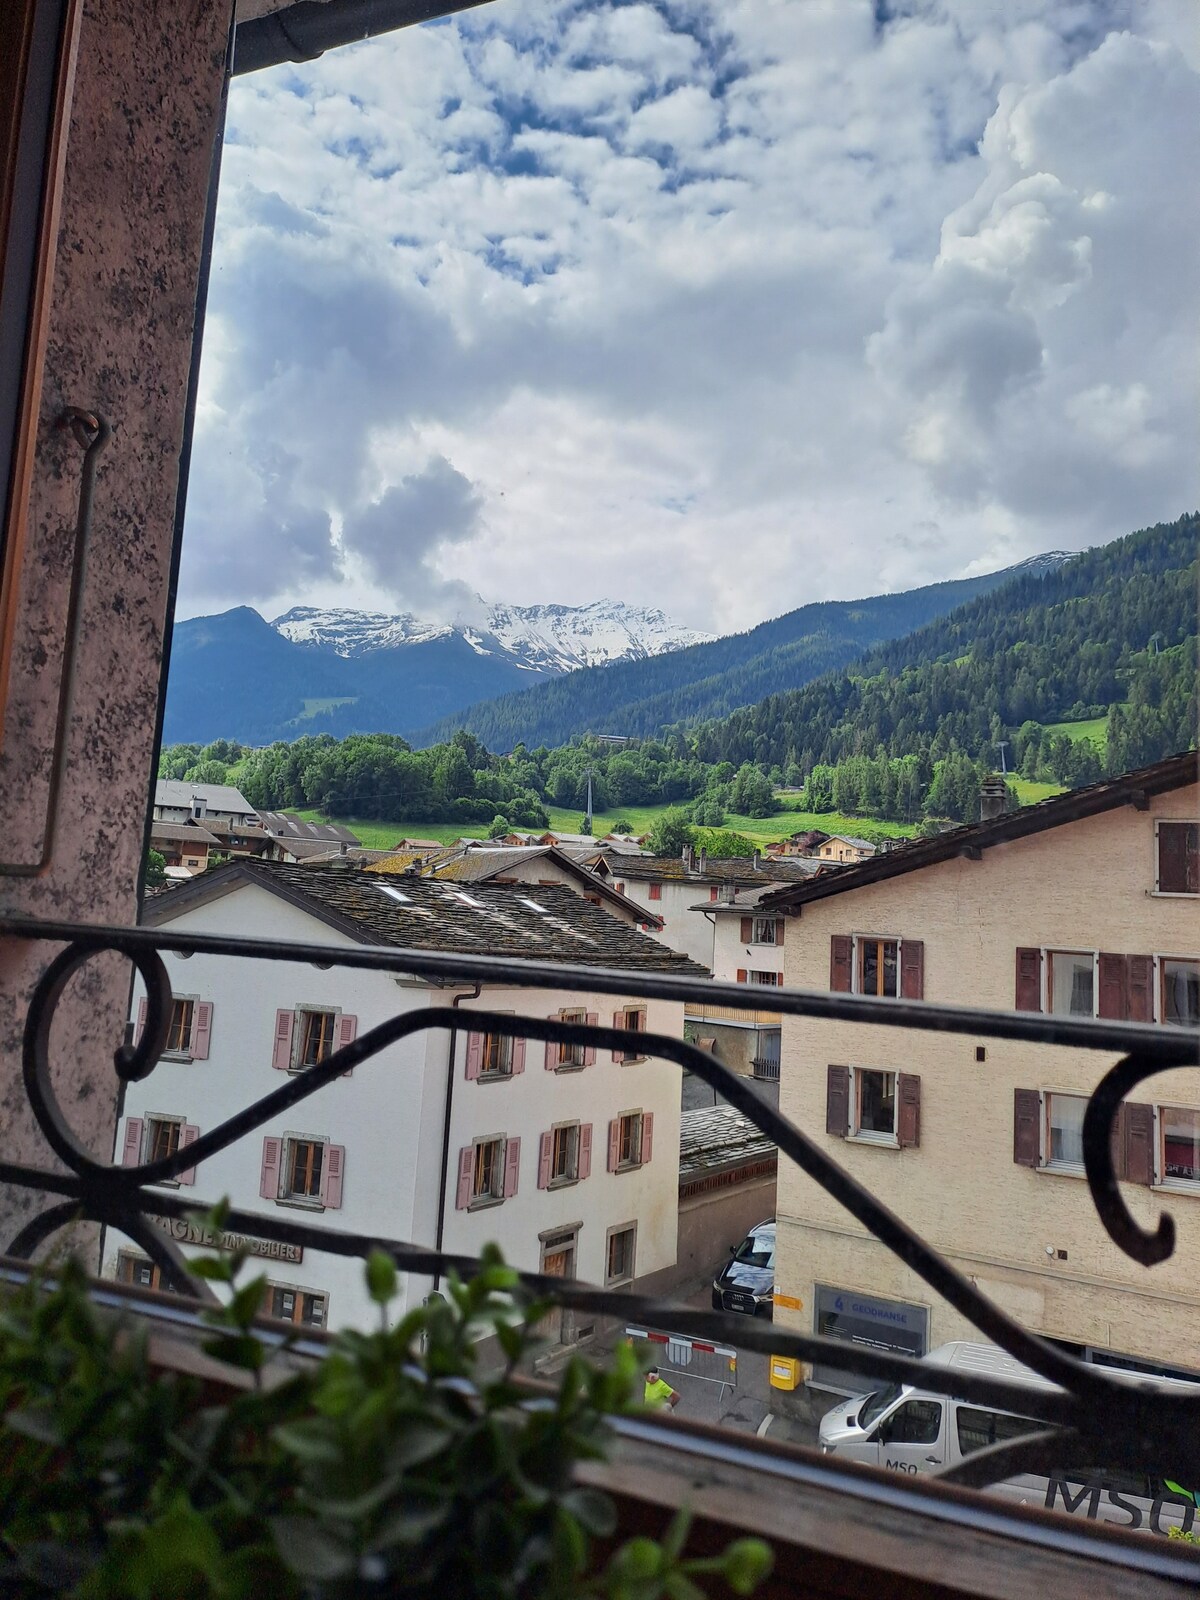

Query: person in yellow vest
[644,1366,680,1410]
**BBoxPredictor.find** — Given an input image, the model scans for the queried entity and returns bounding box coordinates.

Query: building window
[858,937,899,997]
[269,1283,329,1327]
[298,1008,337,1069]
[852,1069,897,1144]
[608,1111,652,1171]
[831,936,924,1000]
[146,1115,182,1164]
[752,917,777,945]
[1046,951,1096,1017]
[482,1033,513,1076]
[613,1006,647,1062]
[709,885,719,901]
[748,970,781,986]
[1156,821,1199,894]
[1045,1093,1087,1171]
[648,882,663,901]
[557,1009,587,1069]
[165,998,194,1055]
[606,1224,637,1286]
[116,1252,162,1290]
[1161,959,1200,1027]
[551,1123,580,1184]
[1158,1106,1200,1188]
[473,1136,505,1202]
[284,1137,324,1200]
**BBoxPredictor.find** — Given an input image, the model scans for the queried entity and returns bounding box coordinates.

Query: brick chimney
[980,773,1008,822]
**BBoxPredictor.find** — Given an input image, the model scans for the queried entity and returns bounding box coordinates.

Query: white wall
[615,878,716,969]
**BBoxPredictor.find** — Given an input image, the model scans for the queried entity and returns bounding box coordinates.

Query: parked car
[711,1219,775,1318]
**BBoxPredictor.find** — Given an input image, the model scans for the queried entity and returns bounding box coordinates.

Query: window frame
[751,916,778,945]
[1154,1103,1200,1193]
[163,994,197,1058]
[480,1030,514,1078]
[1042,948,1099,1019]
[1156,953,1200,1028]
[144,1112,183,1176]
[268,1280,330,1328]
[852,934,901,998]
[1154,819,1200,896]
[605,1222,637,1287]
[1042,1090,1088,1175]
[747,969,781,986]
[617,1110,644,1170]
[615,1005,647,1063]
[116,1250,163,1291]
[556,1007,587,1070]
[848,1067,899,1147]
[280,1134,326,1205]
[293,1004,341,1072]
[470,1133,507,1207]
[549,1120,581,1187]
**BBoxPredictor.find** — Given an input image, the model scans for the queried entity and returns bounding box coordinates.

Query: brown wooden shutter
[826,1065,849,1136]
[1015,949,1042,1012]
[775,920,785,947]
[1157,822,1196,893]
[1013,1089,1041,1166]
[830,935,853,993]
[736,968,748,984]
[740,916,753,943]
[897,1073,921,1148]
[1124,1103,1154,1186]
[1127,956,1153,1023]
[1097,953,1128,1020]
[1111,1104,1129,1182]
[900,940,924,1000]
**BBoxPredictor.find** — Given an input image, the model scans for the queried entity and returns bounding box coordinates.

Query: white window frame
[616,1111,645,1170]
[1041,948,1100,1019]
[549,1120,581,1188]
[751,916,778,945]
[279,1132,328,1207]
[848,1067,899,1148]
[292,1004,343,1073]
[850,933,905,998]
[1041,1090,1088,1176]
[267,1279,330,1328]
[470,1133,507,1208]
[1154,953,1200,1028]
[1154,1104,1200,1193]
[163,994,199,1059]
[1153,819,1199,897]
[144,1112,185,1183]
[605,1222,638,1287]
[748,969,781,987]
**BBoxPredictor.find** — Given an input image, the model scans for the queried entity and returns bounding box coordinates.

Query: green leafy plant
[0,1219,772,1599]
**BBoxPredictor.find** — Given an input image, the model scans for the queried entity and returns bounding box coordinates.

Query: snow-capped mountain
[272,599,712,674]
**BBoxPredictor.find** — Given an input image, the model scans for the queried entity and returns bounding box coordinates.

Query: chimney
[752,850,763,872]
[698,848,708,875]
[980,773,1008,822]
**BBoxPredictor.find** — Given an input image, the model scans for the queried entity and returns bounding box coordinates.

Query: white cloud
[177,0,1198,632]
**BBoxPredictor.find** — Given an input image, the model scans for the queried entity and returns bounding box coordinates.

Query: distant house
[153,780,259,830]
[814,834,877,863]
[148,819,219,876]
[766,829,830,857]
[396,844,662,931]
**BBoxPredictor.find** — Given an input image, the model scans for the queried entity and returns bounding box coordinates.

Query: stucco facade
[773,780,1200,1377]
[108,880,683,1332]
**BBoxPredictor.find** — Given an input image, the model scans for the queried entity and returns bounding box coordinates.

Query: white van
[818,1340,1199,1537]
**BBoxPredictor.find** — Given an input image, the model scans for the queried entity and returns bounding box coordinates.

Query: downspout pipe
[232,0,494,76]
[432,981,481,1294]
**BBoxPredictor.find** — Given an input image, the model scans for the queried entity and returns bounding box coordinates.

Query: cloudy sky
[178,0,1198,634]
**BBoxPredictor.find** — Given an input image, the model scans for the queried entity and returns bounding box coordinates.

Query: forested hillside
[414,559,1061,751]
[688,514,1197,776]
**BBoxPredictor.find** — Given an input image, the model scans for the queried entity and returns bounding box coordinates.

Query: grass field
[1008,776,1064,805]
[1041,714,1108,747]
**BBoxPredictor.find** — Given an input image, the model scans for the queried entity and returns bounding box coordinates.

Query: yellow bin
[769,1355,802,1391]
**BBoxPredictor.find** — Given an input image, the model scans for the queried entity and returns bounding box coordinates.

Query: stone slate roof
[155,779,257,816]
[145,860,708,976]
[609,854,834,887]
[678,1104,777,1183]
[258,811,361,845]
[149,821,220,846]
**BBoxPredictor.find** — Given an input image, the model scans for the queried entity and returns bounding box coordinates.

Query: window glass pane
[860,940,899,997]
[300,1010,335,1067]
[290,1139,323,1196]
[619,1114,641,1165]
[957,1408,1046,1456]
[1049,952,1094,1016]
[858,1070,896,1136]
[148,1119,180,1161]
[1162,960,1200,1027]
[1048,1094,1086,1166]
[1162,1107,1200,1184]
[558,1011,585,1066]
[482,1033,510,1073]
[885,1399,941,1444]
[167,999,193,1053]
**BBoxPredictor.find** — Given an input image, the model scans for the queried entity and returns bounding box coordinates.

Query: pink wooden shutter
[192,1002,212,1060]
[134,998,147,1045]
[465,1033,484,1081]
[826,1067,849,1137]
[900,940,924,1000]
[1013,1091,1040,1167]
[122,1117,143,1166]
[545,1015,558,1070]
[503,1136,521,1198]
[612,1009,626,1063]
[272,1010,295,1070]
[455,1146,474,1209]
[607,1118,620,1172]
[740,917,753,943]
[260,1136,281,1198]
[512,1036,526,1074]
[1127,956,1153,1023]
[579,1123,593,1180]
[178,1124,199,1185]
[1097,954,1127,1021]
[323,1144,345,1208]
[830,935,853,993]
[640,1112,653,1164]
[337,1014,357,1047]
[1015,949,1042,1012]
[583,1013,598,1065]
[538,1131,552,1189]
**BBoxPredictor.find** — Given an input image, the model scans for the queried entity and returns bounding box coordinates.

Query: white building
[108,860,705,1333]
[153,779,259,829]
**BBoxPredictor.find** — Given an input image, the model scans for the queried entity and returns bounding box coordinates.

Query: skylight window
[374,883,410,904]
[451,891,484,908]
[519,898,549,914]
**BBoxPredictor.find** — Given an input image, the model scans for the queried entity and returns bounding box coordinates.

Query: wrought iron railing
[2,911,1199,1502]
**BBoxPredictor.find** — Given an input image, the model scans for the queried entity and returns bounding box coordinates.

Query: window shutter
[900,940,924,1000]
[1127,956,1153,1023]
[455,1146,474,1209]
[538,1131,552,1189]
[272,1009,295,1070]
[122,1117,143,1167]
[826,1066,849,1137]
[777,970,784,986]
[736,968,748,984]
[545,1016,558,1070]
[775,920,785,947]
[579,1122,593,1179]
[1013,1090,1040,1167]
[1111,1104,1129,1182]
[740,917,753,943]
[583,1013,598,1066]
[323,1144,345,1208]
[612,1010,626,1063]
[1097,953,1128,1021]
[640,1112,653,1164]
[1015,949,1042,1012]
[465,1033,484,1081]
[134,997,148,1046]
[337,1014,357,1047]
[830,935,853,993]
[512,1036,526,1074]
[192,1002,212,1060]
[1157,822,1195,893]
[503,1136,521,1198]
[1124,1103,1154,1186]
[260,1136,281,1199]
[607,1118,620,1172]
[897,1074,921,1148]
[178,1125,199,1186]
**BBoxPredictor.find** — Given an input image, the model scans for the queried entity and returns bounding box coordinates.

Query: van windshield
[858,1384,903,1430]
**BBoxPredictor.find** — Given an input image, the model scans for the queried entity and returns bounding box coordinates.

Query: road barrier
[627,1325,738,1403]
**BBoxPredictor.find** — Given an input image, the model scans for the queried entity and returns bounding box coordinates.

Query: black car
[711,1219,775,1318]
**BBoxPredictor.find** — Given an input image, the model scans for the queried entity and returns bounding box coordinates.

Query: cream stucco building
[763,754,1199,1385]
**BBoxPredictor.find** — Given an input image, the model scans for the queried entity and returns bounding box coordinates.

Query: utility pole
[995,739,1010,775]
[584,767,594,835]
